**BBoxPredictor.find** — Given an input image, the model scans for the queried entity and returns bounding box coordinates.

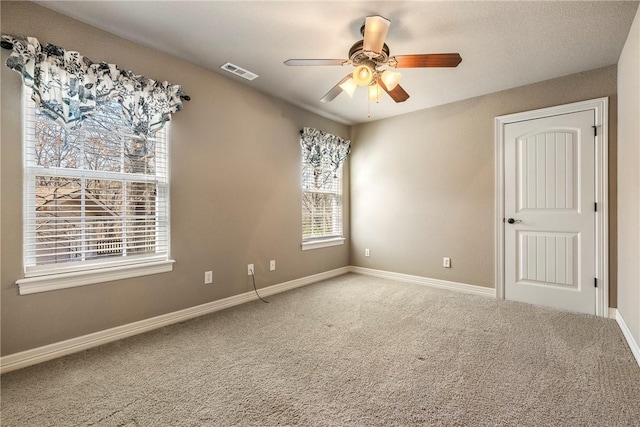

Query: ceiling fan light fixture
[353,64,374,86]
[339,77,357,97]
[368,83,383,102]
[381,70,401,90]
[363,15,391,55]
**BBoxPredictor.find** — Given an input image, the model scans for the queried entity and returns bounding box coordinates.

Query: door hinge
[594,278,598,288]
[594,202,597,212]
[592,125,597,137]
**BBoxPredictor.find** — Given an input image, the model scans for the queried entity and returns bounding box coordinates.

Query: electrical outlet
[365,248,370,257]
[443,257,451,268]
[248,263,254,276]
[269,260,276,271]
[204,270,213,284]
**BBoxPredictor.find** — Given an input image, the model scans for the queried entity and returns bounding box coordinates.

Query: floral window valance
[300,127,351,173]
[1,35,188,136]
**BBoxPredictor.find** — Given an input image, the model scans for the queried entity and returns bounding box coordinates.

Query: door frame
[494,97,609,317]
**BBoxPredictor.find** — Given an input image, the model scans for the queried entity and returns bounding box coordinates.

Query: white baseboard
[4,265,631,373]
[0,266,350,374]
[349,266,496,297]
[612,308,640,367]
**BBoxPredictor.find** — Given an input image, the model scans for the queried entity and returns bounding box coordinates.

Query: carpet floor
[1,273,640,426]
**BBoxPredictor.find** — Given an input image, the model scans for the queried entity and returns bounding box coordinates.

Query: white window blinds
[23,88,170,276]
[302,160,343,241]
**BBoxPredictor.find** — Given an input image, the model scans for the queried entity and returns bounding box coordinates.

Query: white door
[504,110,596,314]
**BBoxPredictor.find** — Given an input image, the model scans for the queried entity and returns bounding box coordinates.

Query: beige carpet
[1,273,640,426]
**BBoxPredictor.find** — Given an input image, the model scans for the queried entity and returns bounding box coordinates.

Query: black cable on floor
[250,269,268,303]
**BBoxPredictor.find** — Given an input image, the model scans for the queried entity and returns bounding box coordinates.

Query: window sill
[16,260,175,295]
[302,237,345,251]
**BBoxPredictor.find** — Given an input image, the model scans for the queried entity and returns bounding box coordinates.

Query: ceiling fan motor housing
[348,40,390,66]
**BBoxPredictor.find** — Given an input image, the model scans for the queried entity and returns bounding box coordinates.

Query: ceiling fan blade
[394,53,462,68]
[377,77,410,103]
[321,74,352,103]
[363,15,391,55]
[284,59,347,66]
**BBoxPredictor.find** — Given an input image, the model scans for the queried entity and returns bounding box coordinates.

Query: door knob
[507,218,522,224]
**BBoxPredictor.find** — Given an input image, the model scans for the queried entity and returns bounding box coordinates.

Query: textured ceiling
[36,1,639,125]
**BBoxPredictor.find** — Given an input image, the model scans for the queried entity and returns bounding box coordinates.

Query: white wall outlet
[365,248,370,257]
[204,270,213,284]
[443,257,451,268]
[247,264,254,276]
[269,260,276,271]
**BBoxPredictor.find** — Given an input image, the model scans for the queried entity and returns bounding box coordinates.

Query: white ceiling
[36,1,639,125]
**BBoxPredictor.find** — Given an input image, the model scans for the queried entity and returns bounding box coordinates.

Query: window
[302,160,344,242]
[299,127,350,250]
[17,88,173,294]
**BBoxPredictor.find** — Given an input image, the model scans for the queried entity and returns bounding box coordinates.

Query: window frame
[301,156,345,251]
[16,88,174,295]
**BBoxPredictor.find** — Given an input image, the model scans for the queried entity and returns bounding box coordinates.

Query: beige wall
[617,7,640,345]
[0,2,350,355]
[350,66,618,297]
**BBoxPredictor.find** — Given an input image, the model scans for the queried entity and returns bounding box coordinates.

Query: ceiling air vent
[220,62,259,81]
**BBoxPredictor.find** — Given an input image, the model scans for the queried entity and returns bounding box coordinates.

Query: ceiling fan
[284,15,462,104]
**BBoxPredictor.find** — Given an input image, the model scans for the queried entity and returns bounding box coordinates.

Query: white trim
[494,97,609,317]
[0,266,350,373]
[4,264,627,374]
[253,266,349,297]
[612,308,640,367]
[302,237,345,250]
[349,266,495,297]
[16,260,176,295]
